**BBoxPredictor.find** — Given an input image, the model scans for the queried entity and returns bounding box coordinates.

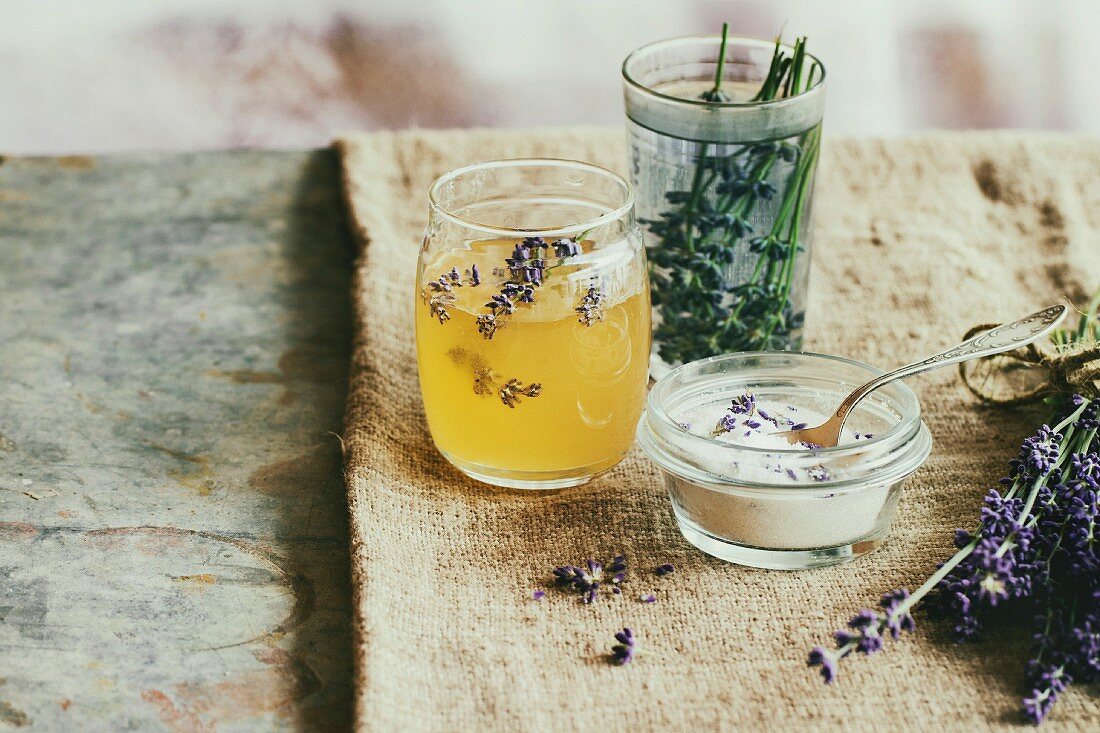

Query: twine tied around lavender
[959,300,1100,405]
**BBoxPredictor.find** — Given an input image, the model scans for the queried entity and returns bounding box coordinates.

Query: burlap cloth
[336,128,1100,732]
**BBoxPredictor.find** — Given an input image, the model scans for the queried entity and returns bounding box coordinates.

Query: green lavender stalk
[809,292,1100,725]
[645,31,821,365]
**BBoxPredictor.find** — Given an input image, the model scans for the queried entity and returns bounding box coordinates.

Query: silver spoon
[777,304,1067,448]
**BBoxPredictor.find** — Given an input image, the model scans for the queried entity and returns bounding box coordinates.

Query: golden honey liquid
[416,238,650,481]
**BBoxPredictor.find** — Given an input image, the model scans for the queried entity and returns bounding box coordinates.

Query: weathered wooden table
[0,151,353,731]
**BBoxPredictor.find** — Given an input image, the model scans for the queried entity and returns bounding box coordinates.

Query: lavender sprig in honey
[425,265,481,323]
[450,348,543,409]
[476,236,583,339]
[576,286,605,326]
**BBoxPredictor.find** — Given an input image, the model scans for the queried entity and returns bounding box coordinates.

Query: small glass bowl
[637,352,932,569]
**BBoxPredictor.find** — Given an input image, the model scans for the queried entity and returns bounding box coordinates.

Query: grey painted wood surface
[0,151,354,731]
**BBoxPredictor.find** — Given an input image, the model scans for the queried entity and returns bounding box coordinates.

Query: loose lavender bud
[729,393,756,415]
[654,563,675,577]
[532,590,545,601]
[640,594,657,603]
[609,627,636,665]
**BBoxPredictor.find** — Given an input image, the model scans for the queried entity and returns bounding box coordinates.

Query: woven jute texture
[337,128,1100,732]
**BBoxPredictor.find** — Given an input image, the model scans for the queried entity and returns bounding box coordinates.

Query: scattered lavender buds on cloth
[552,556,627,604]
[654,564,675,577]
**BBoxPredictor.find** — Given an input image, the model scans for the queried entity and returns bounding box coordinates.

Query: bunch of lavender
[644,27,822,365]
[809,299,1100,724]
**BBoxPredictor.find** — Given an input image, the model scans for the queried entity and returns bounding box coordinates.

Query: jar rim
[427,158,636,239]
[622,34,826,111]
[639,351,932,492]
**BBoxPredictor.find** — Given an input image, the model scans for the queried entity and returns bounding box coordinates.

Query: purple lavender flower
[640,594,657,603]
[1023,663,1070,724]
[729,393,756,415]
[1009,424,1062,479]
[424,267,468,323]
[807,647,838,683]
[713,394,761,435]
[654,564,675,577]
[609,627,636,665]
[552,555,627,603]
[880,589,917,638]
[1073,398,1099,431]
[808,589,916,682]
[1072,452,1100,488]
[575,286,604,326]
[506,238,547,283]
[476,235,584,339]
[713,413,739,435]
[532,590,546,601]
[552,237,581,258]
[806,387,1099,724]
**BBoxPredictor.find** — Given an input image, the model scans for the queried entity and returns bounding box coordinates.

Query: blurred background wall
[3,0,1097,154]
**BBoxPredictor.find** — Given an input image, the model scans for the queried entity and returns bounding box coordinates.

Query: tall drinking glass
[416,159,651,489]
[623,35,826,377]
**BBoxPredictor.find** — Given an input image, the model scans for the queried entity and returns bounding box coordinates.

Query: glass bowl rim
[645,350,923,458]
[427,157,636,238]
[622,34,826,110]
[639,351,933,493]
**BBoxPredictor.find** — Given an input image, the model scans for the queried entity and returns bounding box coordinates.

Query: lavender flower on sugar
[712,392,759,435]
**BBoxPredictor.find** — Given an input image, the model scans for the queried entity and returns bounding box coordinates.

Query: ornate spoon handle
[832,304,1067,420]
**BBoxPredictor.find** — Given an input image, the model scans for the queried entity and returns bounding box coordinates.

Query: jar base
[673,513,888,570]
[442,450,625,490]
